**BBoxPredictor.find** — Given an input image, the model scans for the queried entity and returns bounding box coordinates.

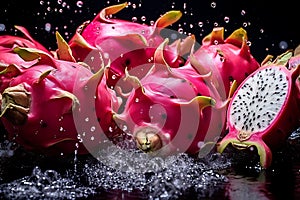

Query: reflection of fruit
[217,51,300,168]
[186,27,260,99]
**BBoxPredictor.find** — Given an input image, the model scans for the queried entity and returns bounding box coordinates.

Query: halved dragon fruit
[0,33,120,156]
[186,27,260,99]
[217,50,300,168]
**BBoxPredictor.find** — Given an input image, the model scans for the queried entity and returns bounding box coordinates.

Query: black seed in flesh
[229,67,288,133]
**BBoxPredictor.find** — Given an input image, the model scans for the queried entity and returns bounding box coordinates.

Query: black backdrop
[0,0,299,63]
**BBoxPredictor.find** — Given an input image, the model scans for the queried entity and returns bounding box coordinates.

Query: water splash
[0,143,231,200]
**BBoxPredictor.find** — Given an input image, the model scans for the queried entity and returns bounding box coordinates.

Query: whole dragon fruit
[68,2,195,93]
[186,27,260,99]
[115,46,234,156]
[0,33,120,156]
[217,50,300,168]
[0,26,52,92]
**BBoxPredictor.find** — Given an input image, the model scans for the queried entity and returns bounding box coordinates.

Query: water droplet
[0,23,6,31]
[90,126,96,132]
[241,10,246,16]
[85,117,89,122]
[170,33,178,40]
[210,2,216,8]
[44,23,51,32]
[135,98,139,103]
[279,41,288,50]
[260,29,264,33]
[247,40,252,46]
[132,17,137,22]
[141,16,146,22]
[112,74,117,80]
[198,21,203,27]
[103,52,110,59]
[76,1,83,7]
[178,28,184,34]
[224,16,230,23]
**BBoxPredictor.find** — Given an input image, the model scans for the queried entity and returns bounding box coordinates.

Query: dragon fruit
[186,27,260,99]
[115,44,234,156]
[0,33,120,156]
[68,2,195,93]
[0,26,52,92]
[217,50,300,168]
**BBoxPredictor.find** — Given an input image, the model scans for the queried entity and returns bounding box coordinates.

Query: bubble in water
[141,16,146,22]
[279,41,288,50]
[198,21,203,27]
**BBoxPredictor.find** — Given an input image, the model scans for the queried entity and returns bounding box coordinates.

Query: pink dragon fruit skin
[217,51,300,168]
[68,2,191,77]
[0,34,120,156]
[187,27,260,99]
[288,44,300,104]
[0,26,53,92]
[114,46,234,156]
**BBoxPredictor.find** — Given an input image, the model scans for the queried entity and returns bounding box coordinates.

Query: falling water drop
[279,41,288,50]
[198,21,203,27]
[241,9,246,16]
[210,2,216,8]
[224,16,230,23]
[0,23,6,31]
[76,1,83,7]
[132,17,138,22]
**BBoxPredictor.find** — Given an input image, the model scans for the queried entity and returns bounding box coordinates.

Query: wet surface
[0,128,299,200]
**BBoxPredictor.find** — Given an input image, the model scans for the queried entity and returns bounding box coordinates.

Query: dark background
[0,0,299,63]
